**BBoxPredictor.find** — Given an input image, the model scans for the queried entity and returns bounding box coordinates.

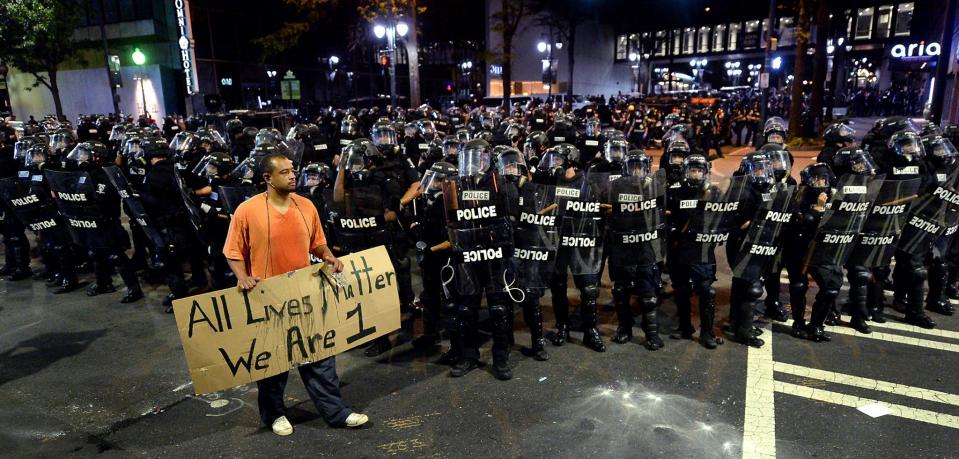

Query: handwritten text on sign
[172,246,400,394]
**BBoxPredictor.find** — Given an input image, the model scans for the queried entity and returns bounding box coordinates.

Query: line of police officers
[2,107,958,382]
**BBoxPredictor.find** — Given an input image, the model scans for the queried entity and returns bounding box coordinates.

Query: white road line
[774,381,959,430]
[839,315,959,341]
[782,319,959,353]
[742,328,776,459]
[774,362,959,407]
[823,326,959,353]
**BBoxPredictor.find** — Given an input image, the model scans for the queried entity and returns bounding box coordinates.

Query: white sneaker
[344,412,368,428]
[271,416,294,436]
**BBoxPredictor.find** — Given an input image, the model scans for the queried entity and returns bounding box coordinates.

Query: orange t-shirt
[223,192,327,279]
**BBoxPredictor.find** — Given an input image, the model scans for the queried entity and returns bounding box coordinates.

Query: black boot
[791,319,807,338]
[804,324,832,342]
[671,293,695,339]
[86,282,116,296]
[764,300,788,322]
[449,357,478,377]
[699,297,718,349]
[612,326,632,344]
[492,356,512,381]
[641,310,664,351]
[580,300,606,352]
[522,301,549,361]
[849,318,872,334]
[904,313,936,329]
[551,323,569,346]
[364,336,393,357]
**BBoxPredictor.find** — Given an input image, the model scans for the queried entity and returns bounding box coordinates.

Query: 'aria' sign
[890,41,941,60]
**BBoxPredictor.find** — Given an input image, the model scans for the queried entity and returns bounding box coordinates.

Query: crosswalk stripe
[839,315,959,341]
[774,362,959,407]
[742,327,776,459]
[782,319,959,353]
[774,381,959,430]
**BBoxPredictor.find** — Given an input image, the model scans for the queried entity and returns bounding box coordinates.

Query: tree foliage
[0,0,80,116]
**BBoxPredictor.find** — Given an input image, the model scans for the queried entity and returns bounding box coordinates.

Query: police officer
[541,144,607,353]
[404,161,457,359]
[577,119,604,162]
[523,131,549,171]
[444,140,515,379]
[784,163,838,340]
[666,154,721,349]
[607,150,666,350]
[197,152,241,289]
[759,145,797,321]
[726,152,775,347]
[66,141,143,302]
[140,138,212,312]
[0,137,32,280]
[496,147,551,361]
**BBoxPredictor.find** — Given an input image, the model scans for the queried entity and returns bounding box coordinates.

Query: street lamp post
[690,58,707,88]
[537,38,562,99]
[373,18,408,108]
[629,53,640,93]
[131,48,148,118]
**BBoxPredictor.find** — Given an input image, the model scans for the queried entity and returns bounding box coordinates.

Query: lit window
[616,34,628,60]
[728,23,740,50]
[684,28,695,54]
[656,30,667,56]
[672,29,681,55]
[856,7,874,40]
[876,5,893,38]
[895,2,914,36]
[713,25,726,51]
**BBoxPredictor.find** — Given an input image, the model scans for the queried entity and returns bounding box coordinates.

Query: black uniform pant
[418,253,450,338]
[609,264,659,331]
[549,269,601,331]
[669,263,717,338]
[93,247,140,292]
[730,276,764,338]
[783,244,843,327]
[453,290,512,363]
[1,216,30,273]
[891,249,928,317]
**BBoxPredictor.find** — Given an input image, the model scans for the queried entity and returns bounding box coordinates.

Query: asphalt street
[2,133,958,458]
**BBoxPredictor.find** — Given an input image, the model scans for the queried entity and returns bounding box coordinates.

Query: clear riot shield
[681,176,749,264]
[848,176,921,267]
[328,184,391,254]
[510,181,559,290]
[731,183,795,279]
[607,170,667,268]
[102,165,165,250]
[0,176,70,243]
[806,174,882,267]
[896,168,959,256]
[217,185,258,216]
[553,172,607,275]
[44,170,119,249]
[442,175,513,295]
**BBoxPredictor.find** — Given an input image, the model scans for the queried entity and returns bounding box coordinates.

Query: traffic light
[131,48,146,66]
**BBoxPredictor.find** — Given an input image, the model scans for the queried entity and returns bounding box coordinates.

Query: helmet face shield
[889,131,924,161]
[744,156,773,188]
[585,119,600,137]
[495,149,527,178]
[766,149,791,180]
[623,154,650,179]
[604,140,628,164]
[539,150,567,172]
[801,164,835,190]
[928,138,958,165]
[66,144,92,163]
[371,126,397,147]
[459,142,491,177]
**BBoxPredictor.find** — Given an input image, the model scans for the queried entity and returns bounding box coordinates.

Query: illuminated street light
[396,21,409,37]
[373,24,386,39]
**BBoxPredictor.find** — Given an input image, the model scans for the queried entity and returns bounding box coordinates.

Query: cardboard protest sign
[172,246,400,395]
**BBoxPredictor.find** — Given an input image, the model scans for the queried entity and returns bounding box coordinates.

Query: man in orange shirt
[224,152,368,436]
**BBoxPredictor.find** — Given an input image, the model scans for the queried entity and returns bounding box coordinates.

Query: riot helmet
[623,150,651,179]
[494,147,528,180]
[585,118,601,138]
[832,147,877,177]
[887,129,924,163]
[763,116,787,145]
[925,137,958,167]
[298,162,333,190]
[682,154,710,187]
[741,152,774,190]
[604,138,629,164]
[823,122,856,146]
[760,145,792,181]
[800,163,835,191]
[459,139,492,177]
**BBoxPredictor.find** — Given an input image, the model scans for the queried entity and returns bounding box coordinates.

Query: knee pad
[488,303,510,322]
[639,296,658,312]
[822,288,840,301]
[746,281,764,301]
[611,283,631,301]
[455,304,473,320]
[913,267,928,283]
[928,259,947,275]
[394,256,411,271]
[789,279,808,293]
[849,268,871,285]
[581,284,599,301]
